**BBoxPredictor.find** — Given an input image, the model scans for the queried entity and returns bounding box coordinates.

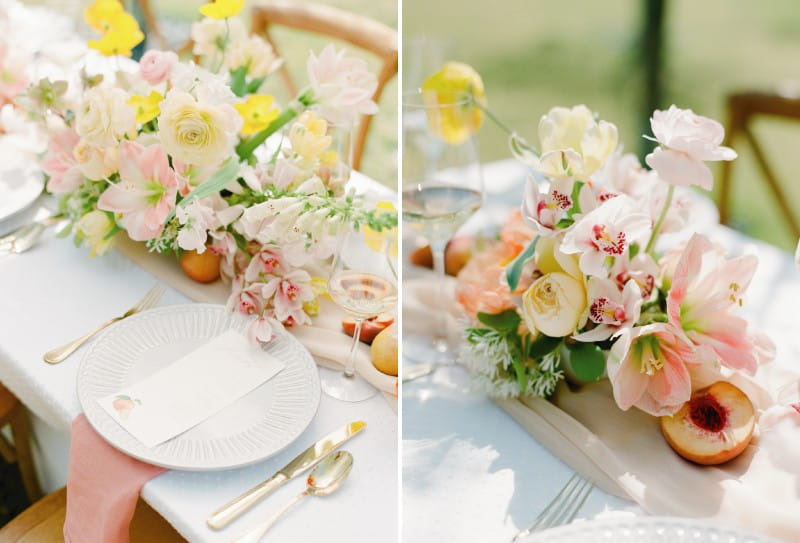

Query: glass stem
[431,241,448,350]
[344,318,364,378]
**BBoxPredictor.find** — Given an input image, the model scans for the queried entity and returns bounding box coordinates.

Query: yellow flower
[521,272,586,338]
[199,0,244,20]
[421,62,487,144]
[288,111,331,159]
[311,276,331,301]
[87,11,144,57]
[76,210,116,257]
[127,91,164,124]
[84,0,124,34]
[362,202,398,258]
[234,94,280,136]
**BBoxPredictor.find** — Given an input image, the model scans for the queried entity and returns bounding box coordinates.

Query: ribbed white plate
[77,304,321,471]
[0,168,44,223]
[521,517,782,543]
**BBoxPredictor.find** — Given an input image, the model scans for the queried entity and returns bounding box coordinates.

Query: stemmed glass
[402,88,484,361]
[320,226,398,402]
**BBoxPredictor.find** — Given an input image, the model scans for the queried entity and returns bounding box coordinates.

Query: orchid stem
[645,183,674,255]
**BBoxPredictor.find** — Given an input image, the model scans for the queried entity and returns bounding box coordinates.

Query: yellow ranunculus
[76,210,116,257]
[362,201,398,258]
[199,0,245,20]
[87,11,144,57]
[288,111,331,160]
[421,61,486,144]
[84,0,124,34]
[127,91,164,124]
[234,94,280,136]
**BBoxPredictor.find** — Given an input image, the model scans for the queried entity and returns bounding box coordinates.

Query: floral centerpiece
[22,0,397,342]
[427,63,775,421]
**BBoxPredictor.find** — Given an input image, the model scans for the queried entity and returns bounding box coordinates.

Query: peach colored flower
[500,208,536,256]
[456,242,519,320]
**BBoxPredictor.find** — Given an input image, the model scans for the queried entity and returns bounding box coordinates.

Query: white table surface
[0,172,398,543]
[402,159,800,542]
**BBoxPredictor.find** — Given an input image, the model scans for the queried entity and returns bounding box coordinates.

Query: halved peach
[660,381,755,465]
[341,314,394,345]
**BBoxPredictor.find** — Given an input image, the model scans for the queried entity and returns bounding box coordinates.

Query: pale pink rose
[307,45,378,125]
[645,105,736,190]
[42,128,83,194]
[456,242,519,320]
[262,269,314,325]
[500,209,536,256]
[573,277,641,342]
[667,233,775,375]
[139,50,178,85]
[561,195,651,277]
[608,323,715,416]
[97,141,178,241]
[247,316,274,344]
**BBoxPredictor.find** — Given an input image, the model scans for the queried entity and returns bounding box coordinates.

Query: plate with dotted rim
[77,304,321,471]
[520,516,782,543]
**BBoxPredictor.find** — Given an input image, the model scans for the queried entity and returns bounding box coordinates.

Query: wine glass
[402,88,484,361]
[320,226,398,402]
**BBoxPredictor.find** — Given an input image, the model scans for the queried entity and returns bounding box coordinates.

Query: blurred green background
[404,0,800,250]
[26,0,398,188]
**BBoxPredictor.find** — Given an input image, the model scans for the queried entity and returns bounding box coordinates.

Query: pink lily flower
[97,141,178,241]
[521,176,575,236]
[608,323,715,416]
[573,277,642,342]
[667,233,775,375]
[561,195,650,277]
[42,128,83,194]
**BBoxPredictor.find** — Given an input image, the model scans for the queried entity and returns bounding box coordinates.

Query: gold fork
[43,284,166,364]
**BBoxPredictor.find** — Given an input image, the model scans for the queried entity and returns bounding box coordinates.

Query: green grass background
[404,0,800,250]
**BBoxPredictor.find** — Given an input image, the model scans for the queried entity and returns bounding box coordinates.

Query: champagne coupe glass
[402,88,484,361]
[321,225,398,402]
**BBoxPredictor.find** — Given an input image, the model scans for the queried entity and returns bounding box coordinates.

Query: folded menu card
[97,330,286,448]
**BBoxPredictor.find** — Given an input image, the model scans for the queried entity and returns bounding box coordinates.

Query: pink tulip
[667,233,775,375]
[97,141,178,241]
[608,323,714,416]
[645,105,736,190]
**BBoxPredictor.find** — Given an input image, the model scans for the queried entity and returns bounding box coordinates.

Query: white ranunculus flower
[190,16,247,58]
[225,36,282,78]
[73,138,117,180]
[170,63,236,105]
[75,86,136,148]
[158,90,241,166]
[521,272,587,338]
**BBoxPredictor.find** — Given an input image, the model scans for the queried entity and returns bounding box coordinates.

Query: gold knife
[206,421,366,530]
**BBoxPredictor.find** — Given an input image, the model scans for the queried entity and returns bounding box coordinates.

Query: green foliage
[565,341,606,382]
[506,236,539,291]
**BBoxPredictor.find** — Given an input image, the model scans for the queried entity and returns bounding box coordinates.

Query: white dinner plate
[0,167,44,223]
[521,516,782,543]
[77,304,321,471]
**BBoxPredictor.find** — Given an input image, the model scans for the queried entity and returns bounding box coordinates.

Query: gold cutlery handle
[207,473,289,530]
[231,490,309,543]
[42,316,122,364]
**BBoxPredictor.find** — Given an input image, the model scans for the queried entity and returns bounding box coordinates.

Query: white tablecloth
[0,172,398,542]
[402,160,800,542]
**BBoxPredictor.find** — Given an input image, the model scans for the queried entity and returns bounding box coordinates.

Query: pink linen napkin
[64,415,166,543]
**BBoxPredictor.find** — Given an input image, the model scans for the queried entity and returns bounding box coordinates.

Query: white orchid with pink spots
[574,277,642,342]
[521,177,576,236]
[97,141,178,241]
[561,195,651,277]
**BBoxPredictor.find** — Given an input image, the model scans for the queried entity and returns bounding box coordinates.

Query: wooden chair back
[250,0,398,171]
[718,91,800,239]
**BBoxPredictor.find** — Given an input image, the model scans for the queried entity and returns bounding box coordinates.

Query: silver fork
[511,473,594,542]
[43,283,165,364]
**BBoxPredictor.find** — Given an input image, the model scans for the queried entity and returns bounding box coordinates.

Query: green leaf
[165,158,240,222]
[506,236,539,292]
[565,342,606,382]
[229,67,248,98]
[235,107,298,160]
[529,334,562,359]
[246,77,266,94]
[566,180,583,219]
[477,309,521,334]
